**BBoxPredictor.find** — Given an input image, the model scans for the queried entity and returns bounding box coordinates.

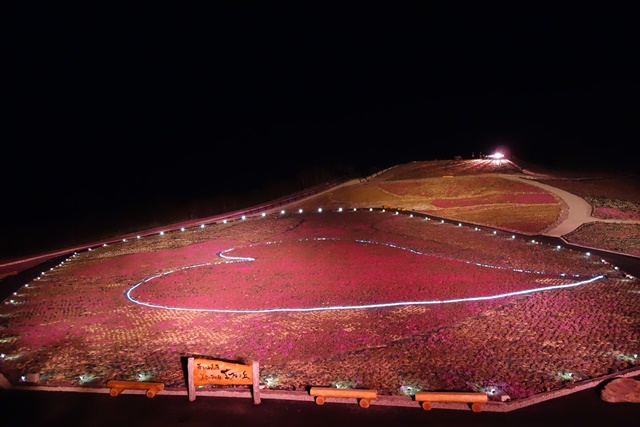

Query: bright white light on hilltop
[487,152,504,159]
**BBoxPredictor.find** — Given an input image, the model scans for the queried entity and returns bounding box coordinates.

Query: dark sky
[3,2,639,255]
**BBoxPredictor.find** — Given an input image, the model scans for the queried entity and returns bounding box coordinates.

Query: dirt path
[501,174,640,238]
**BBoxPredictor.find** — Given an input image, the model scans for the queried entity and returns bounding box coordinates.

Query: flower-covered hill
[1,210,637,402]
[287,158,640,255]
[289,159,563,235]
[1,158,638,403]
[382,158,525,179]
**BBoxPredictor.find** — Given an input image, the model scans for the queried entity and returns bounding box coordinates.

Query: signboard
[187,357,260,403]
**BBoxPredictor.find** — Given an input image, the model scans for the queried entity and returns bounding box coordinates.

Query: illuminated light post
[487,152,505,165]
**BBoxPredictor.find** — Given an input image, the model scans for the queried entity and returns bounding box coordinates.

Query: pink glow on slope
[431,193,557,208]
[127,239,593,311]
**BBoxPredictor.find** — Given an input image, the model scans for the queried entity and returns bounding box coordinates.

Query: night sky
[3,3,639,258]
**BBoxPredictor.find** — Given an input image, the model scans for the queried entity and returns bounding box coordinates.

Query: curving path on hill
[501,174,640,239]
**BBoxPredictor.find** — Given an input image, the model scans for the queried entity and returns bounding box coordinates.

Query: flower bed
[430,193,557,208]
[585,197,640,221]
[386,159,524,180]
[565,223,640,257]
[379,176,550,198]
[1,210,636,401]
[294,172,563,235]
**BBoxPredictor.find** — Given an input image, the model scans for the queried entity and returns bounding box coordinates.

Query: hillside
[286,159,640,256]
[1,157,639,403]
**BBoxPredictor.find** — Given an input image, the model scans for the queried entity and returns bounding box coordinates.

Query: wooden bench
[414,391,488,412]
[107,380,164,398]
[309,387,377,408]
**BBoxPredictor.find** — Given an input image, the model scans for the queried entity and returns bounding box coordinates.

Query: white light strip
[353,239,588,277]
[126,275,605,313]
[125,238,608,313]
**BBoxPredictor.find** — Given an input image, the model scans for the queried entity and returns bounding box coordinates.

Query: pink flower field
[1,209,638,401]
[295,162,564,235]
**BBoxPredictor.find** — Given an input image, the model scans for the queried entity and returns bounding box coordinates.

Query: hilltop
[285,159,640,256]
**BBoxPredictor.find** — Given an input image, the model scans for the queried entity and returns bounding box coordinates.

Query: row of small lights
[84,205,619,272]
[1,206,634,374]
[4,206,630,309]
[1,219,637,392]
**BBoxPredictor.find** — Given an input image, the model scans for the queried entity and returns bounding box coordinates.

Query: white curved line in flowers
[125,238,606,313]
